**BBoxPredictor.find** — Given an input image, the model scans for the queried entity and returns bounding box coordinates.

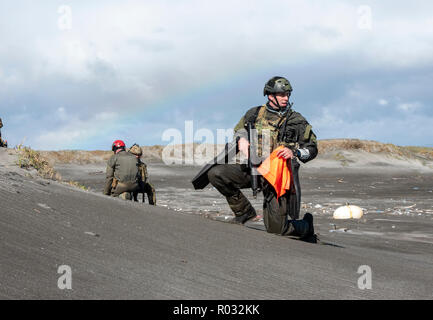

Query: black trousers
[208,164,306,236]
[133,182,156,205]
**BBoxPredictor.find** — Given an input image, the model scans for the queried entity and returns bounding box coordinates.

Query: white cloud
[397,102,422,112]
[378,99,388,106]
[1,1,433,149]
[94,112,118,122]
[308,86,430,145]
[32,110,120,150]
[3,1,433,90]
[312,108,433,146]
[57,107,67,121]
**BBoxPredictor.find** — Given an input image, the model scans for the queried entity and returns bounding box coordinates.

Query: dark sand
[1,148,432,299]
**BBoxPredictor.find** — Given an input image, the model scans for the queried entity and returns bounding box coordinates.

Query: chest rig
[252,105,287,158]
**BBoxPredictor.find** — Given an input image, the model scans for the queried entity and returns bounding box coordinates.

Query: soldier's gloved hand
[276,147,294,160]
[238,137,250,157]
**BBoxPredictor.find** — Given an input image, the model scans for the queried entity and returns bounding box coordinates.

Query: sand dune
[37,140,433,172]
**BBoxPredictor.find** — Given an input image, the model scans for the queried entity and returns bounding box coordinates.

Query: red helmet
[112,140,126,151]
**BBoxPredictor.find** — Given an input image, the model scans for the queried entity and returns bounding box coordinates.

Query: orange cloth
[257,146,291,199]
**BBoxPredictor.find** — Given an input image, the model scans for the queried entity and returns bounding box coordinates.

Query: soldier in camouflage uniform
[208,76,318,240]
[0,118,7,148]
[103,140,140,200]
[128,144,156,205]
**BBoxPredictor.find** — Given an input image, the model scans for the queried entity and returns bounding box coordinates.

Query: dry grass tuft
[15,145,93,191]
[66,180,89,191]
[318,139,433,160]
[39,150,113,165]
[402,146,433,159]
[16,145,61,180]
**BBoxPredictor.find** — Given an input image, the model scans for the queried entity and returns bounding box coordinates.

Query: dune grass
[66,180,89,191]
[39,150,113,165]
[15,145,91,191]
[318,139,433,160]
[16,145,60,180]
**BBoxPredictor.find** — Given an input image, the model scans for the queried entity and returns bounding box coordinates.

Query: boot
[226,192,257,224]
[300,212,316,242]
[286,213,315,240]
[231,207,257,224]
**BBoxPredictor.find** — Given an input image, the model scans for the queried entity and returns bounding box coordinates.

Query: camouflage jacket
[233,103,318,163]
[136,159,149,184]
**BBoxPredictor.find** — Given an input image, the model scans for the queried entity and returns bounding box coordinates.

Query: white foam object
[333,205,364,219]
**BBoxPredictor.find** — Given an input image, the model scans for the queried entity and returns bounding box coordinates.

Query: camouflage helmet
[129,143,143,156]
[263,76,292,96]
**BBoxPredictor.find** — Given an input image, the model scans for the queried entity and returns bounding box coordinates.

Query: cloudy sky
[1,0,432,150]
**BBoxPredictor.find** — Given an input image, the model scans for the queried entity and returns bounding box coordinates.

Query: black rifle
[192,121,262,196]
[278,103,302,219]
[247,121,261,198]
[191,137,240,190]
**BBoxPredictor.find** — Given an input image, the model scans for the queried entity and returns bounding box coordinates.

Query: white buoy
[333,205,364,219]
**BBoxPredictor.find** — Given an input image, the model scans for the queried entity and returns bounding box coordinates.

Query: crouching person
[103,140,140,200]
[0,118,7,148]
[129,144,156,205]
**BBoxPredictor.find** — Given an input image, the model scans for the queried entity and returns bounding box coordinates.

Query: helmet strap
[113,147,125,154]
[271,94,282,110]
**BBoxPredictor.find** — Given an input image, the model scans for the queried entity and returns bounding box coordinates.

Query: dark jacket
[234,104,318,218]
[233,104,318,162]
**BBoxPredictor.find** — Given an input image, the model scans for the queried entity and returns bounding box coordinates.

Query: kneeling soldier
[207,76,318,240]
[103,140,140,200]
[129,144,156,205]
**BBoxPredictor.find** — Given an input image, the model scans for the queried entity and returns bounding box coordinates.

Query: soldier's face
[268,93,289,108]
